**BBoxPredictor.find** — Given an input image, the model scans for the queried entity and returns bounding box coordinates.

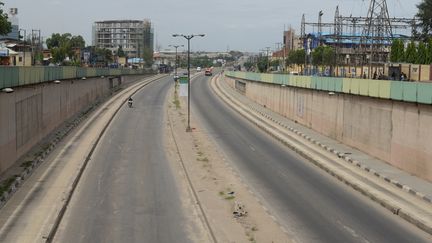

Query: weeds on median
[0,176,18,196]
[20,160,33,169]
[173,90,181,109]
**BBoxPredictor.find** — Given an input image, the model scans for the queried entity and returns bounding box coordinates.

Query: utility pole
[172,34,205,132]
[31,29,41,65]
[276,42,283,72]
[19,29,26,66]
[168,44,184,78]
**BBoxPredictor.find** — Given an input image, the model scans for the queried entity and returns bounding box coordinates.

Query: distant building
[0,8,19,41]
[283,28,299,53]
[273,28,300,59]
[92,19,154,59]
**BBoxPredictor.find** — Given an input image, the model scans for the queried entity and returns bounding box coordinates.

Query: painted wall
[226,75,432,182]
[0,75,147,173]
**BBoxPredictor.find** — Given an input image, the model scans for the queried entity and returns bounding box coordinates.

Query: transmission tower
[360,0,393,68]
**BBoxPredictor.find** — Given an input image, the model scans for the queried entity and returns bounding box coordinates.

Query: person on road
[128,97,133,108]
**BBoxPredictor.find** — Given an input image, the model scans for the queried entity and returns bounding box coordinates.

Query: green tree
[322,46,335,66]
[417,42,428,64]
[142,47,153,67]
[257,55,268,73]
[286,51,295,67]
[311,46,334,66]
[243,61,254,71]
[286,49,306,73]
[416,0,432,39]
[311,46,324,66]
[270,59,280,70]
[427,39,432,63]
[90,47,113,66]
[117,46,126,57]
[70,35,85,49]
[390,39,405,62]
[286,49,306,67]
[404,41,417,63]
[46,33,86,64]
[191,55,213,68]
[0,2,11,35]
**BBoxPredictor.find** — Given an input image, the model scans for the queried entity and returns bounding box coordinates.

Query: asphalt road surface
[191,74,432,243]
[54,77,197,243]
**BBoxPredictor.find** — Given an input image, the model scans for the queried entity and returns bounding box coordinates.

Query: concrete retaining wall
[0,75,147,173]
[226,77,432,182]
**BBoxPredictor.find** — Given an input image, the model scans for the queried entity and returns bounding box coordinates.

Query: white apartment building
[92,20,153,58]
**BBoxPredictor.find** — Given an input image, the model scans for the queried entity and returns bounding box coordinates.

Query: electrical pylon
[360,0,394,66]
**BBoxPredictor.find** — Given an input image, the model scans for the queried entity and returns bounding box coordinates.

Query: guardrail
[225,71,432,105]
[0,66,155,89]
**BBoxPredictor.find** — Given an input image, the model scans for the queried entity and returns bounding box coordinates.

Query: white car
[196,67,201,72]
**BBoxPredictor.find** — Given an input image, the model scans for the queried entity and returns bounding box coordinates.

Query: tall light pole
[168,44,184,79]
[172,34,205,132]
[19,29,26,66]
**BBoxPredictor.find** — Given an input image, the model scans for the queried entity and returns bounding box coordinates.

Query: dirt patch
[165,83,291,243]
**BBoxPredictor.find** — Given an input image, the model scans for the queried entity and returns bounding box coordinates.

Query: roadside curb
[226,78,432,205]
[211,75,432,235]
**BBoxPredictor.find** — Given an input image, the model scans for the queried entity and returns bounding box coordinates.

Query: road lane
[191,74,431,243]
[54,77,199,243]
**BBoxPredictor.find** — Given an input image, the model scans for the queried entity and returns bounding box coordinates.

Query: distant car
[204,69,212,76]
[196,67,201,72]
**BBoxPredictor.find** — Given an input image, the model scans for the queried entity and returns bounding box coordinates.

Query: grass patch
[0,176,18,195]
[224,195,235,200]
[20,160,33,169]
[34,151,44,157]
[173,99,180,109]
[251,226,258,231]
[197,151,204,157]
[219,191,225,196]
[41,143,51,151]
[173,92,181,109]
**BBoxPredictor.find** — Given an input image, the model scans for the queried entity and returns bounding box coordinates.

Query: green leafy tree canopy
[390,39,405,63]
[46,33,86,64]
[416,0,432,39]
[286,49,305,67]
[0,1,11,35]
[405,41,418,64]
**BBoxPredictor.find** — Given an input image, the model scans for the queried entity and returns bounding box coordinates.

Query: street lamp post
[168,44,184,79]
[172,34,205,132]
[19,29,26,66]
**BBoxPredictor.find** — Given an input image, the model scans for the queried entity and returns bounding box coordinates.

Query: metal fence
[226,71,432,105]
[0,66,155,89]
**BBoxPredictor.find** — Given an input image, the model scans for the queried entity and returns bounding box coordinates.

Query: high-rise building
[92,19,154,58]
[0,8,19,41]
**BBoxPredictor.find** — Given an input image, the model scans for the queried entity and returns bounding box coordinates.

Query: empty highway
[53,76,208,243]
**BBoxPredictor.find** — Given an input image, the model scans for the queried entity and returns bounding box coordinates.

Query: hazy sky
[4,0,421,52]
